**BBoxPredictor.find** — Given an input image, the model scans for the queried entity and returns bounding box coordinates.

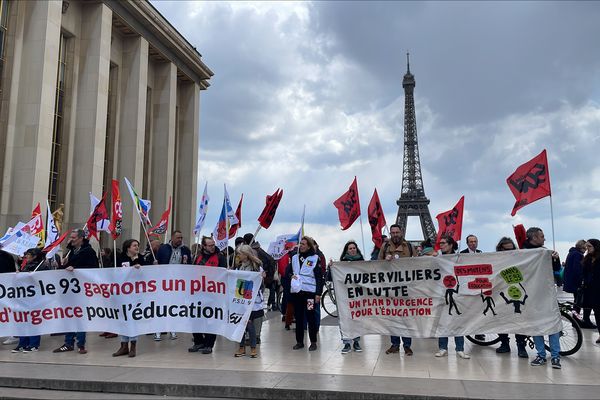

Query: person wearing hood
[564,240,595,328]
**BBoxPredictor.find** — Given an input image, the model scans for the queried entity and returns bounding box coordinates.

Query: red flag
[368,189,387,247]
[86,192,110,240]
[513,224,527,249]
[26,203,44,237]
[506,149,551,216]
[434,196,465,250]
[148,197,172,236]
[108,179,123,240]
[257,189,283,229]
[42,229,72,259]
[229,194,243,237]
[333,177,361,231]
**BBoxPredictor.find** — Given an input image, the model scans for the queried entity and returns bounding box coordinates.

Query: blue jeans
[18,336,40,348]
[438,336,464,351]
[64,332,86,348]
[391,336,412,347]
[533,333,560,359]
[121,335,138,342]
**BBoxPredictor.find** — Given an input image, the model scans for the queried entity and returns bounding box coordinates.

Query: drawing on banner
[442,275,461,315]
[499,266,528,313]
[500,284,528,314]
[480,290,496,316]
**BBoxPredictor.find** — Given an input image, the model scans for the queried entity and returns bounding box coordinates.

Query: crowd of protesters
[1,224,598,371]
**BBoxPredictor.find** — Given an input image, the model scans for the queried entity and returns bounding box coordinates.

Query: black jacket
[64,242,99,269]
[0,250,16,273]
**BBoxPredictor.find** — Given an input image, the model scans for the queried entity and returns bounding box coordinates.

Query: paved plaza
[0,292,599,399]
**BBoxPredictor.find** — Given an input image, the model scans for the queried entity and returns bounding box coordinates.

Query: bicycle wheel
[544,310,582,356]
[321,289,338,318]
[276,288,283,313]
[465,334,501,346]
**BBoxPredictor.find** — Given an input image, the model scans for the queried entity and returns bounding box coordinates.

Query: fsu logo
[235,279,253,300]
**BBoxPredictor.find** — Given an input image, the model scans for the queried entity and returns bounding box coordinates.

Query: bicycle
[466,301,583,356]
[321,280,338,318]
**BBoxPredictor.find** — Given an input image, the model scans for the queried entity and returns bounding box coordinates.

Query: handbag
[290,276,301,293]
[574,286,585,308]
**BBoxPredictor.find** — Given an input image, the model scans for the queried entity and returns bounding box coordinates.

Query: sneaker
[201,347,213,354]
[292,343,304,350]
[457,351,471,359]
[188,344,204,353]
[496,344,510,354]
[3,337,19,345]
[11,346,25,353]
[435,349,448,357]
[530,356,546,366]
[404,346,413,356]
[551,357,561,369]
[353,341,362,352]
[308,343,318,351]
[104,333,118,339]
[28,347,39,352]
[517,346,528,358]
[53,344,74,353]
[78,347,87,354]
[385,345,400,354]
[170,333,178,340]
[341,343,352,354]
[153,333,162,342]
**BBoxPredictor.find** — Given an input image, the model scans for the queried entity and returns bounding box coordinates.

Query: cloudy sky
[152,1,600,261]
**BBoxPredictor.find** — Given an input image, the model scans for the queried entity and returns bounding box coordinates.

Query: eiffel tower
[396,54,437,243]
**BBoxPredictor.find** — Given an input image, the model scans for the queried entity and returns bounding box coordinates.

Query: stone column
[175,81,199,242]
[0,0,61,227]
[149,62,176,226]
[68,3,112,226]
[116,36,148,241]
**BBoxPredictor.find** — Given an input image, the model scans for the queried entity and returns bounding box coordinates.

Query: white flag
[44,201,60,248]
[194,182,210,235]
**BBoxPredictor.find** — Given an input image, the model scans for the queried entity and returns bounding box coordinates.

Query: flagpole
[97,233,104,268]
[549,195,556,251]
[32,259,46,272]
[358,213,367,256]
[113,239,117,268]
[250,225,261,246]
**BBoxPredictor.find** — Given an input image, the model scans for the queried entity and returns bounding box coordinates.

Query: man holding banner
[523,227,562,369]
[379,224,415,357]
[53,229,99,355]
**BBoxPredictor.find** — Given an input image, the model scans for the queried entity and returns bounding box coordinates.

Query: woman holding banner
[435,236,470,359]
[233,244,264,358]
[12,248,48,353]
[112,239,147,358]
[337,240,364,353]
[288,236,324,351]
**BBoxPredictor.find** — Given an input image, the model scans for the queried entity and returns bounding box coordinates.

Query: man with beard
[378,224,415,356]
[189,236,227,354]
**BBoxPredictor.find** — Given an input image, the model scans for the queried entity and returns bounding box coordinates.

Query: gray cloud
[153,1,600,259]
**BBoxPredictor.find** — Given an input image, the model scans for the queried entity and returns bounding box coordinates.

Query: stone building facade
[0,0,212,244]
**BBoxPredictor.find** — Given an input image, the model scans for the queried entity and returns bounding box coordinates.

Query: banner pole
[549,195,556,251]
[113,239,117,268]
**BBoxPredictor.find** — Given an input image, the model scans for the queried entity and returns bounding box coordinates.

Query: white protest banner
[267,234,296,260]
[0,265,262,342]
[1,231,40,257]
[332,248,562,339]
